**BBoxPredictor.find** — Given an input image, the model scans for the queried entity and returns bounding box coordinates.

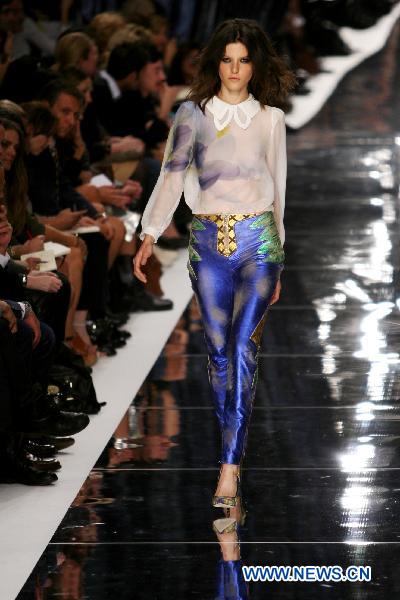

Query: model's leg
[222,211,285,468]
[187,218,234,429]
[224,259,282,464]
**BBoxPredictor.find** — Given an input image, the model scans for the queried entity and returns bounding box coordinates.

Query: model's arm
[265,108,287,246]
[139,102,197,243]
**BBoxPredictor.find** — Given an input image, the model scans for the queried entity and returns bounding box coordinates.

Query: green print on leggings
[187,222,203,279]
[191,217,207,231]
[250,212,285,264]
[188,232,202,262]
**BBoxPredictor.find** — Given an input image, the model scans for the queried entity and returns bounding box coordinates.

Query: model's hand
[133,236,154,283]
[269,280,281,305]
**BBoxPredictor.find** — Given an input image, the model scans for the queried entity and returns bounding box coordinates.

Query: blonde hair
[55,32,95,71]
[87,12,126,67]
[107,23,151,53]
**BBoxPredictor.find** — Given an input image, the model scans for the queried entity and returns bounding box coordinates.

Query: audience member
[0,0,55,59]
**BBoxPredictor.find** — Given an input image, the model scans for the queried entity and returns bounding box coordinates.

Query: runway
[16,19,400,600]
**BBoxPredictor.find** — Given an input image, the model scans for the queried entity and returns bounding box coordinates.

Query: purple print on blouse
[199,160,240,190]
[194,140,207,167]
[194,139,240,189]
[165,123,193,172]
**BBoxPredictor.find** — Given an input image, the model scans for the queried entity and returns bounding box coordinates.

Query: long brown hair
[187,19,297,110]
[2,120,28,236]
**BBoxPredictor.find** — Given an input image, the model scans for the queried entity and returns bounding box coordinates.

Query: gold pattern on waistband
[194,212,260,257]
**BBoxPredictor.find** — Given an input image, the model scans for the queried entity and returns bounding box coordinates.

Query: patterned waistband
[193,211,265,222]
[190,211,276,257]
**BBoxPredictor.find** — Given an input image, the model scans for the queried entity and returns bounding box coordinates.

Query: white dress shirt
[139,94,287,245]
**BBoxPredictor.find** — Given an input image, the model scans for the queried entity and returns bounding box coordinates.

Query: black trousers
[77,231,110,319]
[26,271,71,345]
[0,317,56,431]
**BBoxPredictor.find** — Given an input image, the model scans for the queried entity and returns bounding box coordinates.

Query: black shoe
[23,438,57,459]
[47,386,87,415]
[26,455,62,472]
[87,318,130,347]
[0,455,58,485]
[106,309,129,327]
[37,436,75,451]
[26,409,90,438]
[157,235,189,250]
[131,290,173,312]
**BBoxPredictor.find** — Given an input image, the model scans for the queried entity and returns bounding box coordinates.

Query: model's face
[1,127,18,171]
[51,92,81,138]
[219,42,253,94]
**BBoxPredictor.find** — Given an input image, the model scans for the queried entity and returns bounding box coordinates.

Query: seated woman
[0,105,98,365]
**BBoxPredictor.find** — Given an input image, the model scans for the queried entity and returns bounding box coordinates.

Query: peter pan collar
[206,93,260,130]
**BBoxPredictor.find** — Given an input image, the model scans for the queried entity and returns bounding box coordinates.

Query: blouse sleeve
[265,108,286,246]
[139,101,197,243]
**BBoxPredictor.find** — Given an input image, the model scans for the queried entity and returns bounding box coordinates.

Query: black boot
[115,254,136,287]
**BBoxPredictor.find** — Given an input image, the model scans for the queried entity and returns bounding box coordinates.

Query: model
[134,18,295,520]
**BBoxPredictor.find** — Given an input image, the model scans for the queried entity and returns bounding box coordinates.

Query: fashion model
[134,18,295,521]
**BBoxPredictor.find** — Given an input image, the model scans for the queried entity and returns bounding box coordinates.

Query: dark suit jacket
[0,260,25,302]
[26,147,97,218]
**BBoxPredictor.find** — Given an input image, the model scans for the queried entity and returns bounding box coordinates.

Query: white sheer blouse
[139,93,287,245]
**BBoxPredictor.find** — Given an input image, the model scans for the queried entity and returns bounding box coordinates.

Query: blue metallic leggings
[187,211,284,465]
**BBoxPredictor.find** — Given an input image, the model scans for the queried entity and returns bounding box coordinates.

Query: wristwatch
[21,273,28,287]
[22,301,33,317]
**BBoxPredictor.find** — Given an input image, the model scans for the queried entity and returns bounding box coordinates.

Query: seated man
[0,218,89,485]
[0,299,89,486]
[94,41,170,152]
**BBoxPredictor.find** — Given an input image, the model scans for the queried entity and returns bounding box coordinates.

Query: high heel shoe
[223,496,247,527]
[212,470,241,508]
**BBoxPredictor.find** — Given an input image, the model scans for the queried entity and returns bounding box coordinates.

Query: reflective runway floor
[18,23,400,600]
